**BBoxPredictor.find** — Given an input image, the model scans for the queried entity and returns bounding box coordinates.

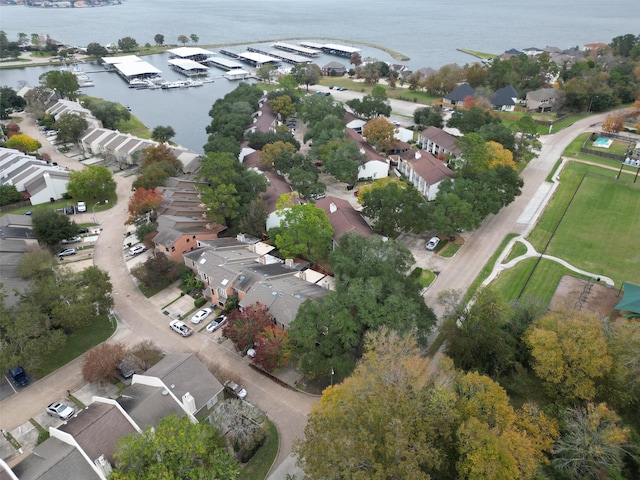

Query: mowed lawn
[491,161,640,303]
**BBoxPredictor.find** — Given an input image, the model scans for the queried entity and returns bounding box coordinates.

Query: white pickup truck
[169,319,193,337]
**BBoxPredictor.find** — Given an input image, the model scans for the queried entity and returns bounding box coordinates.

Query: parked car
[309,192,326,200]
[337,87,348,91]
[205,315,227,333]
[58,248,77,257]
[24,211,32,216]
[169,319,193,337]
[8,366,29,387]
[65,205,75,215]
[46,402,75,420]
[223,380,247,400]
[61,236,81,244]
[77,201,87,213]
[129,244,146,256]
[78,227,89,234]
[426,236,440,251]
[191,308,212,324]
[117,358,136,379]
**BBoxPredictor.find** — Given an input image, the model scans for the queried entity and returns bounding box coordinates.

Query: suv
[61,236,81,244]
[58,248,77,257]
[9,366,29,387]
[77,201,87,213]
[129,244,146,256]
[169,319,193,337]
[426,236,440,251]
[223,380,247,400]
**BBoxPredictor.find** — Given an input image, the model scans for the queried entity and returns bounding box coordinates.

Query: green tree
[0,184,24,207]
[132,166,170,190]
[291,63,322,91]
[189,33,199,45]
[85,99,130,129]
[447,106,499,134]
[117,36,138,52]
[6,133,41,153]
[359,179,428,238]
[287,167,324,199]
[177,34,189,46]
[346,94,391,119]
[31,210,78,248]
[551,403,631,480]
[135,221,157,243]
[0,86,26,119]
[131,255,181,289]
[54,112,88,144]
[324,141,365,183]
[38,70,79,99]
[525,309,613,402]
[112,415,239,480]
[17,248,58,279]
[413,106,444,129]
[273,204,333,259]
[150,125,176,143]
[256,64,275,83]
[85,42,108,60]
[153,33,164,46]
[66,166,116,202]
[269,94,296,119]
[513,115,541,163]
[237,198,268,238]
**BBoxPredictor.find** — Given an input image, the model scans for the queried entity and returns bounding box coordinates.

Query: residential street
[0,98,613,475]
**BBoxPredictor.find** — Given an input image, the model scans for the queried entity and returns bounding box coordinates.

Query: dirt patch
[550,275,621,319]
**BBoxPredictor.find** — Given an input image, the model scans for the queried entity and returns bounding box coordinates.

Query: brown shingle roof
[315,196,373,239]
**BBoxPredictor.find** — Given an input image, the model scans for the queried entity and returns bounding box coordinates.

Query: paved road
[422,112,612,317]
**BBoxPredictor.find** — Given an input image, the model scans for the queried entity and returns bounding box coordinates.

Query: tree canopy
[31,210,79,248]
[272,203,333,259]
[66,166,116,202]
[39,70,79,99]
[54,112,88,144]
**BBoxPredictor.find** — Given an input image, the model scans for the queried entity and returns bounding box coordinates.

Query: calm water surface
[1,0,637,152]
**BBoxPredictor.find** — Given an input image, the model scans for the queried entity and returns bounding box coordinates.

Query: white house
[393,149,455,201]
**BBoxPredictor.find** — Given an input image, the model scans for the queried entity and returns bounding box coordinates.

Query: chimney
[94,454,113,477]
[329,202,337,214]
[415,151,421,159]
[259,256,267,265]
[285,258,294,268]
[236,233,246,242]
[182,392,196,414]
[300,270,306,281]
[322,279,330,289]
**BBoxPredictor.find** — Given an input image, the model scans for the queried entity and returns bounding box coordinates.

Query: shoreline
[0,36,411,71]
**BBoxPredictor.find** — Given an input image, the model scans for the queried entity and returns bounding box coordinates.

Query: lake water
[0,0,637,152]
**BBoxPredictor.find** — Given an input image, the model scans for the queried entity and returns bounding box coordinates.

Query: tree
[79,266,114,316]
[85,42,108,60]
[81,342,126,385]
[485,140,516,169]
[324,141,365,183]
[237,198,268,238]
[135,221,157,243]
[117,36,138,52]
[112,414,238,480]
[153,33,164,46]
[259,141,296,170]
[150,125,175,143]
[131,255,181,289]
[177,34,189,46]
[139,142,182,171]
[24,86,54,119]
[189,33,199,45]
[6,133,41,153]
[551,403,631,480]
[31,210,78,248]
[525,309,612,402]
[269,94,296,119]
[447,106,499,134]
[413,106,444,129]
[39,70,79,99]
[291,63,322,91]
[54,112,88,144]
[66,166,116,201]
[222,302,275,354]
[350,52,362,67]
[17,248,58,280]
[251,326,292,372]
[601,113,626,133]
[127,188,163,223]
[0,86,26,119]
[273,204,333,259]
[132,166,170,190]
[85,99,130,129]
[295,329,557,480]
[346,94,391,119]
[359,179,428,238]
[513,115,541,163]
[0,184,24,207]
[362,117,396,153]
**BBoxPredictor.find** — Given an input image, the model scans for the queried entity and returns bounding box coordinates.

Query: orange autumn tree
[362,116,396,153]
[486,140,516,169]
[127,187,162,223]
[601,113,626,134]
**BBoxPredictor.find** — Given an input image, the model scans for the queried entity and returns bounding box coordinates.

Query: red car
[354,190,359,197]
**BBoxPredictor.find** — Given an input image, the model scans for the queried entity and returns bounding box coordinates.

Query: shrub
[194,297,206,308]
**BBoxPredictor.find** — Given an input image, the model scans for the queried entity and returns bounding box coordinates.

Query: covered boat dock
[224,69,251,80]
[247,46,311,65]
[272,42,321,57]
[101,55,143,71]
[168,58,209,77]
[112,61,162,83]
[167,47,216,63]
[208,56,245,71]
[299,42,361,58]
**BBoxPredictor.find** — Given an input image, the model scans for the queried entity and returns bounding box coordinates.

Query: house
[153,225,224,262]
[418,126,461,160]
[491,85,519,112]
[500,48,524,60]
[442,83,475,107]
[393,149,455,201]
[0,148,70,205]
[315,196,374,248]
[346,128,389,181]
[46,99,101,129]
[525,87,563,112]
[238,274,329,330]
[10,401,140,480]
[322,61,347,76]
[121,353,226,424]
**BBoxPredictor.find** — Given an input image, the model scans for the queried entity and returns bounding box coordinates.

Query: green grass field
[490,161,640,303]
